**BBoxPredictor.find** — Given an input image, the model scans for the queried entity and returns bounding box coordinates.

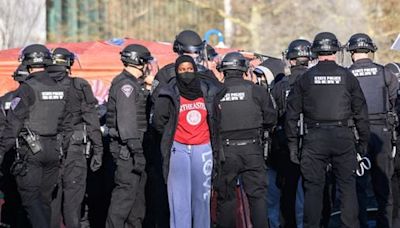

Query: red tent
[0,38,234,102]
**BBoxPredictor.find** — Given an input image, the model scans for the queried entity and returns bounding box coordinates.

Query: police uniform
[349,58,398,228]
[0,70,66,228]
[271,64,307,228]
[216,68,277,228]
[285,59,369,227]
[105,69,148,228]
[47,62,103,228]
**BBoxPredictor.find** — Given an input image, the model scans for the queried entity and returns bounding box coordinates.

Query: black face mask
[178,72,196,85]
[176,72,202,100]
[47,65,68,81]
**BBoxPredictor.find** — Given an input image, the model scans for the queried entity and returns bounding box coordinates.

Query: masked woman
[153,55,225,228]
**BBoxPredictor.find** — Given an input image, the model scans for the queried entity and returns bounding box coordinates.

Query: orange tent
[0,38,234,102]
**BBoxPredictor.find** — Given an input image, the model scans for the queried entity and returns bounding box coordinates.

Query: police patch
[313,76,342,84]
[121,84,134,98]
[10,97,21,110]
[221,92,246,102]
[40,91,64,100]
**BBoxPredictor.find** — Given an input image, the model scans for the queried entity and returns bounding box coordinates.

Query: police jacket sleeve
[384,68,399,111]
[79,81,103,156]
[284,78,303,148]
[153,95,171,134]
[348,73,370,149]
[253,85,277,129]
[0,84,34,155]
[115,81,140,142]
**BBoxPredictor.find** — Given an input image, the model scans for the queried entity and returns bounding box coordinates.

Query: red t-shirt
[174,96,210,145]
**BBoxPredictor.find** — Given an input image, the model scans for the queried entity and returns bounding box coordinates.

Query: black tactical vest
[220,82,262,132]
[106,73,148,137]
[25,79,66,136]
[304,68,351,122]
[350,62,387,115]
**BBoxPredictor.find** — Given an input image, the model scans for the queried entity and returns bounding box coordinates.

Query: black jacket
[153,77,226,181]
[285,60,369,151]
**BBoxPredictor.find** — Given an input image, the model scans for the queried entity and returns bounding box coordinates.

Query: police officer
[271,39,312,228]
[346,33,398,228]
[154,30,217,87]
[285,32,369,228]
[48,47,103,228]
[0,64,30,228]
[0,64,30,136]
[0,44,67,228]
[216,52,277,228]
[106,44,152,228]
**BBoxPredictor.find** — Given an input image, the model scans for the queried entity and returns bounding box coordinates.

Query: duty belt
[224,138,259,146]
[306,120,350,129]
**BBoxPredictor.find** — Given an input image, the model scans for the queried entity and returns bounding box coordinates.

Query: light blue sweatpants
[167,141,213,228]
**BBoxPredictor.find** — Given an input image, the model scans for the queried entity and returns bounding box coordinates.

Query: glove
[90,153,103,172]
[126,139,143,154]
[288,145,300,165]
[132,153,146,174]
[356,143,367,157]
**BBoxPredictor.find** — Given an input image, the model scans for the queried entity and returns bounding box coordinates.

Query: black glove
[288,144,300,165]
[90,152,103,172]
[126,139,143,154]
[132,153,146,174]
[356,143,367,157]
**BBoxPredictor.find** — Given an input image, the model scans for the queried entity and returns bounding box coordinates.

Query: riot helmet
[311,32,341,55]
[52,47,75,68]
[286,39,312,60]
[217,52,249,73]
[173,30,205,55]
[346,33,377,53]
[19,44,52,68]
[385,62,400,82]
[120,44,153,66]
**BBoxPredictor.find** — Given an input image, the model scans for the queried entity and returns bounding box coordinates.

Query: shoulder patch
[10,97,21,110]
[121,84,134,98]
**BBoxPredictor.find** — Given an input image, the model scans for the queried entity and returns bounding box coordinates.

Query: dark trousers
[143,130,169,228]
[51,143,87,228]
[106,143,146,228]
[273,128,302,228]
[16,137,60,228]
[300,127,358,228]
[216,143,268,228]
[279,162,301,228]
[364,125,394,228]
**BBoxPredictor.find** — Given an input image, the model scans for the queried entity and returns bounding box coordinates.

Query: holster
[20,130,42,154]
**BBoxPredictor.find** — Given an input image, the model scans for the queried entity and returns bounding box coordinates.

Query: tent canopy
[0,38,234,100]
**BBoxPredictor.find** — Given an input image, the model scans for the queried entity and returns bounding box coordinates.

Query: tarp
[0,38,234,101]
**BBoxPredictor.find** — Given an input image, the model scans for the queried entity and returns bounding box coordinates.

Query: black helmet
[52,47,75,68]
[286,39,312,60]
[206,44,218,61]
[311,32,340,55]
[218,52,249,72]
[120,44,153,66]
[12,64,30,82]
[346,33,377,53]
[385,62,400,81]
[173,30,205,55]
[19,44,52,68]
